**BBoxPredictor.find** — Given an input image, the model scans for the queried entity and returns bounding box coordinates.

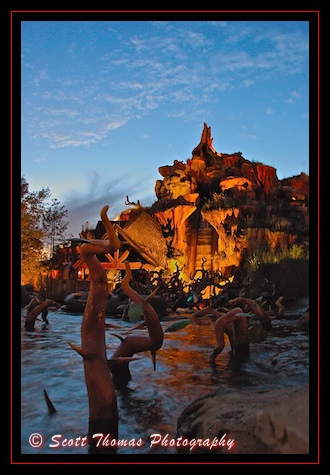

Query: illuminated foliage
[21,177,68,287]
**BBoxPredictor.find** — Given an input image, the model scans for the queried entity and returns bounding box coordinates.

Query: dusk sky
[20,15,313,237]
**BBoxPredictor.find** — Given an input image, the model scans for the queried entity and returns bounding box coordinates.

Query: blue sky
[20,18,311,237]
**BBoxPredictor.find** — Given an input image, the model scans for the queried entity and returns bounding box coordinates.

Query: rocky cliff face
[118,123,309,281]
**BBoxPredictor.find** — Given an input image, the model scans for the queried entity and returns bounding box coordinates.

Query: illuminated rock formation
[82,123,309,284]
[145,122,308,280]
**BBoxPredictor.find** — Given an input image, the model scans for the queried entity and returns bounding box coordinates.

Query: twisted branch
[109,261,164,383]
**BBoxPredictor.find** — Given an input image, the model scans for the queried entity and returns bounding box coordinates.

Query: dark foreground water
[20,307,309,456]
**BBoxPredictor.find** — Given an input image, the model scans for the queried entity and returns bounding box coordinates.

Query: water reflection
[19,309,308,455]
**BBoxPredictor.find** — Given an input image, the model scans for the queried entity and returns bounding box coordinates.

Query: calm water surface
[20,308,309,456]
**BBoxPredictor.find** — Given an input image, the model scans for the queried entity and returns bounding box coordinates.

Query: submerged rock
[248,323,269,343]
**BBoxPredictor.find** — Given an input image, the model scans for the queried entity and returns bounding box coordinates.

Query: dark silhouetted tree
[42,198,68,259]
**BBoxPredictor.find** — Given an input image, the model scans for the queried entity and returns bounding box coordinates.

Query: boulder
[176,384,309,454]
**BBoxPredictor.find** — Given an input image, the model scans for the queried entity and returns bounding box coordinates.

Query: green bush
[246,258,309,301]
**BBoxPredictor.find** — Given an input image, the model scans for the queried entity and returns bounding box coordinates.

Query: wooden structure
[73,214,168,287]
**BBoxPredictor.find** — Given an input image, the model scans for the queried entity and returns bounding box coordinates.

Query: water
[20,309,309,456]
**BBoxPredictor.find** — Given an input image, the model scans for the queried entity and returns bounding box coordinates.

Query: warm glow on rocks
[77,122,308,283]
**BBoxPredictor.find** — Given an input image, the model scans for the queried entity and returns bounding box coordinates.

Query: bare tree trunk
[70,206,121,453]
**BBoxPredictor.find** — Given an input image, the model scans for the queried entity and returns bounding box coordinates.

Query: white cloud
[243,79,255,88]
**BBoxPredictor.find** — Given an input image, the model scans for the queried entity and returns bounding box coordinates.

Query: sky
[20,16,312,237]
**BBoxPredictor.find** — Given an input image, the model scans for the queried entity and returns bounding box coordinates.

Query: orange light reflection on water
[153,321,233,394]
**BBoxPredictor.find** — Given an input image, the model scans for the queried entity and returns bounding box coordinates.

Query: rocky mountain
[116,123,309,283]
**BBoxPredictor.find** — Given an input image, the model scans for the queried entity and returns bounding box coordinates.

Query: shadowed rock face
[175,384,309,455]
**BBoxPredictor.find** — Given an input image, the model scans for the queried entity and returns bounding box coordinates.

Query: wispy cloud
[239,132,258,141]
[266,107,275,115]
[286,90,302,104]
[21,20,310,224]
[62,170,157,235]
[23,21,308,153]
